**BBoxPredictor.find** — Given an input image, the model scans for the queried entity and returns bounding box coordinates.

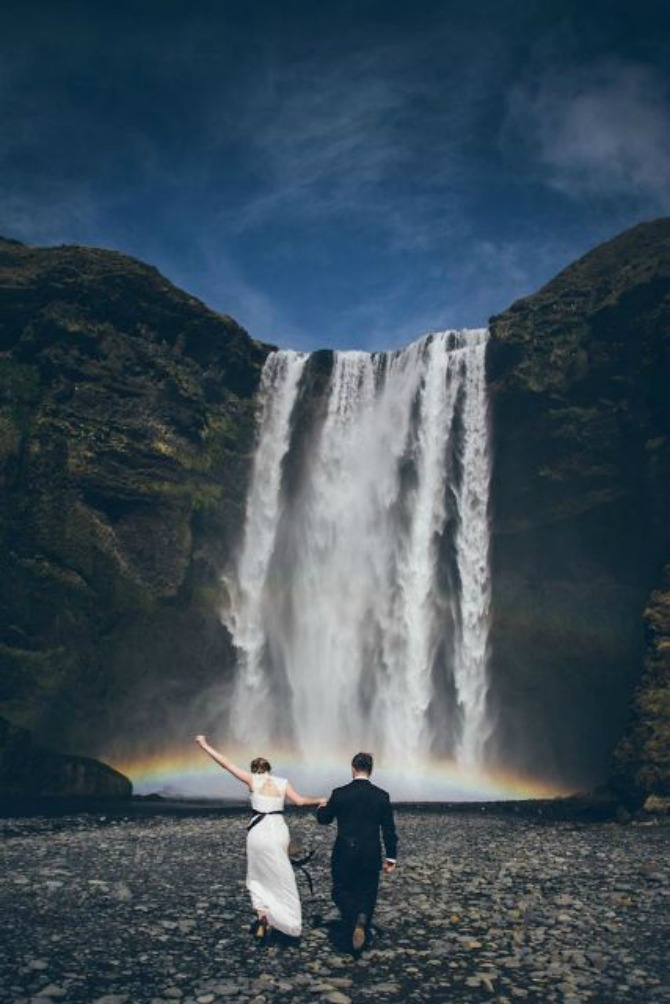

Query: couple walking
[195,736,398,952]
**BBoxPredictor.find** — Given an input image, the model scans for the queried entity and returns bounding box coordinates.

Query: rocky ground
[1,807,669,1004]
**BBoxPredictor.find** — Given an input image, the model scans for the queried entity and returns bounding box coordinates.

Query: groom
[317,752,398,952]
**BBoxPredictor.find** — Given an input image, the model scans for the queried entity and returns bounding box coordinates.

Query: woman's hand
[195,734,207,747]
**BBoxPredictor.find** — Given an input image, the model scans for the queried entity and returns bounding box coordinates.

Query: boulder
[0,715,131,798]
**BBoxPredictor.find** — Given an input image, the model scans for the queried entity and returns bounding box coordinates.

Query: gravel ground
[1,808,669,1004]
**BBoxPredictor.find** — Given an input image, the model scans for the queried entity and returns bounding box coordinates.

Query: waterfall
[223,350,308,739]
[222,330,492,771]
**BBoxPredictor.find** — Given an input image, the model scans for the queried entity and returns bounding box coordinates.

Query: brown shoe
[352,913,367,951]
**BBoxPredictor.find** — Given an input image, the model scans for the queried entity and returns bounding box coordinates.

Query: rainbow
[112,745,572,802]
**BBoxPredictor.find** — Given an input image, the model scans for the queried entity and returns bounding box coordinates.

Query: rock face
[0,715,131,797]
[487,219,670,797]
[1,223,669,802]
[611,567,670,802]
[0,237,271,773]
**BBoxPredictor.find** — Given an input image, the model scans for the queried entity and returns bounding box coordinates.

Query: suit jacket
[317,779,398,869]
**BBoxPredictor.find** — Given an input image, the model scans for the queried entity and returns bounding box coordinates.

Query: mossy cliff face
[611,567,670,803]
[487,219,670,796]
[0,237,271,781]
[2,224,669,801]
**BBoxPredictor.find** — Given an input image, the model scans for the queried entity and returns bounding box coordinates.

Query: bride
[195,735,325,940]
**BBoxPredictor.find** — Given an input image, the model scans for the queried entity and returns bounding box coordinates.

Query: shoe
[255,916,269,941]
[352,913,367,951]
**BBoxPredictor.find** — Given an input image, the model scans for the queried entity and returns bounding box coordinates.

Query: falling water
[222,330,492,771]
[223,350,307,738]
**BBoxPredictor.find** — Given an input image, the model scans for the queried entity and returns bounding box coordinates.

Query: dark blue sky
[2,0,669,350]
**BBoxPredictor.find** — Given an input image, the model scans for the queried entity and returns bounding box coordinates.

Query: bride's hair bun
[250,757,272,774]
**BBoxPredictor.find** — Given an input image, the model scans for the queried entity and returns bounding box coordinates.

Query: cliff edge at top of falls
[489,217,670,400]
[487,217,670,806]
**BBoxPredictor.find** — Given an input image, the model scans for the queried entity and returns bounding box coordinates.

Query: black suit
[317,778,398,933]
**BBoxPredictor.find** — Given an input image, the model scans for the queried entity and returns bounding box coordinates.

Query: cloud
[439,233,579,322]
[157,234,315,350]
[504,59,670,211]
[3,4,657,354]
[213,57,412,233]
[0,182,103,246]
[311,231,575,354]
[208,37,492,246]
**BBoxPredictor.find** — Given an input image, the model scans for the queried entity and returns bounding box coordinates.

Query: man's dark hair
[352,752,373,774]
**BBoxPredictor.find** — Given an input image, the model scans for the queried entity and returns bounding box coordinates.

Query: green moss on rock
[488,218,670,794]
[0,237,272,784]
[612,567,670,804]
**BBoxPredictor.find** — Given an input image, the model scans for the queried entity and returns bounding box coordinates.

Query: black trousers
[331,842,381,931]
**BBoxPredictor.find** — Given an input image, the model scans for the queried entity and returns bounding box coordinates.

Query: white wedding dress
[246,773,302,937]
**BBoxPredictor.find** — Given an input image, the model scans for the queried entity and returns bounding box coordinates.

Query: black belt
[246,810,284,832]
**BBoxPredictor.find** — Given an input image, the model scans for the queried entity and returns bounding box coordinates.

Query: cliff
[1,222,669,802]
[0,237,271,785]
[610,567,670,802]
[487,218,670,799]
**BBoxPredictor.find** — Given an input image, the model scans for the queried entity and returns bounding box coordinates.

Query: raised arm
[194,735,252,787]
[285,781,326,807]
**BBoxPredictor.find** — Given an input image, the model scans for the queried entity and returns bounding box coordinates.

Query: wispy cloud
[504,59,670,211]
[0,189,96,245]
[438,234,579,322]
[209,39,491,246]
[156,234,315,350]
[313,231,575,353]
[2,3,663,353]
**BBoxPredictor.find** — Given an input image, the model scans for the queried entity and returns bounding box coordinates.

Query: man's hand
[383,860,396,874]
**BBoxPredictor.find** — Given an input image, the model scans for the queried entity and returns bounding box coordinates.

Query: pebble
[1,810,668,1003]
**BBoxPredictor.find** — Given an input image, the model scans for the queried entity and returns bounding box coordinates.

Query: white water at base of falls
[221,330,492,773]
